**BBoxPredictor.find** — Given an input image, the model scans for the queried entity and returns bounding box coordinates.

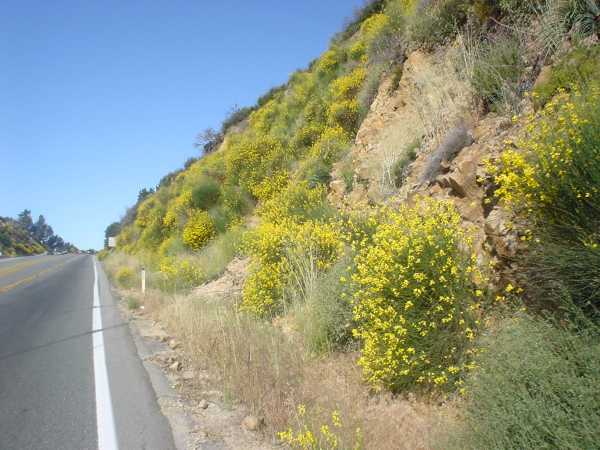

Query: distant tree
[137,188,154,203]
[184,157,199,169]
[104,222,121,249]
[46,235,65,252]
[17,209,33,232]
[32,215,53,244]
[194,127,222,154]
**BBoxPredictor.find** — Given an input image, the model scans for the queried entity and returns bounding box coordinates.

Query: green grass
[127,296,140,310]
[533,45,600,108]
[292,255,355,355]
[471,33,526,112]
[443,313,600,450]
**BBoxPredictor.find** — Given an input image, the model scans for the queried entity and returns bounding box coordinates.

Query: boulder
[241,415,261,431]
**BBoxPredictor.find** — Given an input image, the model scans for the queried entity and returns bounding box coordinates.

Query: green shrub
[392,139,420,187]
[351,197,485,392]
[221,183,254,218]
[207,206,229,233]
[158,256,204,291]
[406,0,471,49]
[127,296,140,310]
[301,158,332,188]
[471,34,526,112]
[327,99,361,133]
[533,45,600,108]
[444,314,600,450]
[191,177,220,210]
[116,267,136,288]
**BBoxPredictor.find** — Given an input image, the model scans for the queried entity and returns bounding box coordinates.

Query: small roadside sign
[107,237,117,248]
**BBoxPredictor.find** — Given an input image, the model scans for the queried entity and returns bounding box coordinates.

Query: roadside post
[141,267,146,295]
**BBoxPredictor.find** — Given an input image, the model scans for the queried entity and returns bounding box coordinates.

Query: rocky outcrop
[330,46,533,286]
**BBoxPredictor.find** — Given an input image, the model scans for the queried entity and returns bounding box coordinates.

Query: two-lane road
[0,255,176,449]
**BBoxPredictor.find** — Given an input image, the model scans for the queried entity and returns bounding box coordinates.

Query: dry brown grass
[103,253,451,449]
[150,291,449,449]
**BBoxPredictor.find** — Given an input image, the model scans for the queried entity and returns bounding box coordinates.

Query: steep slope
[104,1,600,448]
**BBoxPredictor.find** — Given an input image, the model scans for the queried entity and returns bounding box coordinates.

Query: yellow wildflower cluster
[115,266,136,288]
[242,218,344,316]
[278,405,363,450]
[250,170,289,202]
[309,126,350,165]
[159,256,204,289]
[224,133,285,194]
[134,197,158,228]
[315,48,342,76]
[258,181,328,225]
[330,67,366,101]
[182,210,215,250]
[488,86,600,225]
[358,13,390,44]
[163,190,192,230]
[351,197,484,392]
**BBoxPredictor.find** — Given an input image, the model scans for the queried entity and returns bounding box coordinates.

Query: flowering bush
[116,266,136,288]
[182,210,215,250]
[309,126,350,165]
[351,198,484,392]
[330,67,367,101]
[224,133,286,194]
[242,219,344,316]
[159,256,204,290]
[327,99,361,133]
[315,48,342,77]
[488,85,600,315]
[258,181,330,225]
[488,86,600,235]
[163,190,192,229]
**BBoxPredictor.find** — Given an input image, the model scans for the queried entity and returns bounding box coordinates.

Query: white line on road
[93,259,119,450]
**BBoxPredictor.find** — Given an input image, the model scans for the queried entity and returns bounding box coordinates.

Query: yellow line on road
[0,260,70,295]
[0,257,52,278]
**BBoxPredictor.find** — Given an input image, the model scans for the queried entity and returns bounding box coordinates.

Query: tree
[17,209,33,232]
[32,215,53,244]
[137,188,154,204]
[104,222,121,249]
[194,127,222,154]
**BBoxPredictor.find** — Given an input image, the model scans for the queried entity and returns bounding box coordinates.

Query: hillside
[103,1,600,448]
[0,217,46,256]
[0,211,77,257]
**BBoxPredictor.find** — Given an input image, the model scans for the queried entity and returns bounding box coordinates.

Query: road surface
[0,254,176,449]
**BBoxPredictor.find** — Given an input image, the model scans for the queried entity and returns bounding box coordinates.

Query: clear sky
[1,0,364,250]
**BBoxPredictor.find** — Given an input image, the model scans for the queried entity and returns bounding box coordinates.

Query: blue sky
[0,0,364,250]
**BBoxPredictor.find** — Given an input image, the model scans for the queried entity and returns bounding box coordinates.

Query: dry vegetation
[102,0,600,448]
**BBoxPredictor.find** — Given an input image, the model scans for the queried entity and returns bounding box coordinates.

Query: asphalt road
[0,255,176,450]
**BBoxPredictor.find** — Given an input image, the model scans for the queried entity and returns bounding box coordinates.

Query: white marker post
[141,267,146,296]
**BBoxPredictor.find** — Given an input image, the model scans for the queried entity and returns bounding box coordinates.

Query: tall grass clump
[405,0,471,50]
[292,255,356,355]
[351,197,486,392]
[471,33,527,113]
[443,313,600,450]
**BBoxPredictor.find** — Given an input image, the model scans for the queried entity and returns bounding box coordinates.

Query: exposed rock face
[419,125,474,185]
[330,47,533,285]
[192,257,249,303]
[329,48,475,210]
